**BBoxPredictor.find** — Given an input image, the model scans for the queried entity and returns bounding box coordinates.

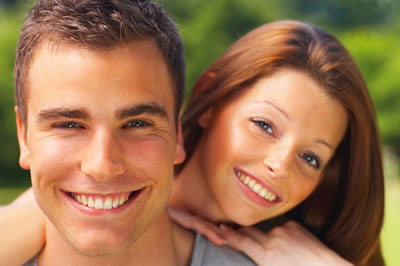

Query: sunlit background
[0,0,399,264]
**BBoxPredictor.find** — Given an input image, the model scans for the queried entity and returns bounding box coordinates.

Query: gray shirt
[24,233,255,265]
[190,233,255,266]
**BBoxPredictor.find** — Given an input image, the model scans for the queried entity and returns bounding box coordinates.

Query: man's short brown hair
[15,0,185,127]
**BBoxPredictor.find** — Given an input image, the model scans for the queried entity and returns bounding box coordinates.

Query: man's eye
[254,120,273,135]
[54,121,83,129]
[123,120,151,129]
[300,153,321,169]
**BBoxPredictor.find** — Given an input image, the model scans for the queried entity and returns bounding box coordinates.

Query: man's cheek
[125,137,176,167]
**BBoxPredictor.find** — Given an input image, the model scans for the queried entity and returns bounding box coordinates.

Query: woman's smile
[195,69,348,225]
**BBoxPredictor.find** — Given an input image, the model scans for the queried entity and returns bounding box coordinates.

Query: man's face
[16,39,185,256]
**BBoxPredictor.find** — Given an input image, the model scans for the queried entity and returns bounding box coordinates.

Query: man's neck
[38,211,194,266]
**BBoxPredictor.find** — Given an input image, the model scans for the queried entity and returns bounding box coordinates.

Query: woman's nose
[262,144,293,181]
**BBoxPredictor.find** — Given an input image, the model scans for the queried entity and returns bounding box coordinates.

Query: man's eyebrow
[36,108,89,122]
[117,103,169,121]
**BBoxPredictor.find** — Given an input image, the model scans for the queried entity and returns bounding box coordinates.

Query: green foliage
[285,0,393,28]
[340,26,400,153]
[0,186,29,204]
[0,5,31,186]
[162,0,290,94]
[381,182,400,266]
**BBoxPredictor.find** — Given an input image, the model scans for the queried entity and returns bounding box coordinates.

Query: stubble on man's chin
[42,215,145,260]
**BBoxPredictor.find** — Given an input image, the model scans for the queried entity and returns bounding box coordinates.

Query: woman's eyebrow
[255,100,289,120]
[117,102,169,121]
[315,139,334,151]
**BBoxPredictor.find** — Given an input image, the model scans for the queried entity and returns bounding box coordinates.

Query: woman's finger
[236,226,268,244]
[168,206,225,245]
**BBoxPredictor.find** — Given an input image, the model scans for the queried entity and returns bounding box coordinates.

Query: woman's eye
[300,153,321,169]
[255,120,273,135]
[123,120,151,129]
[54,121,83,129]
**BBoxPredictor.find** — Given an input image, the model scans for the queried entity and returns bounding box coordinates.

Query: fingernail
[219,224,229,232]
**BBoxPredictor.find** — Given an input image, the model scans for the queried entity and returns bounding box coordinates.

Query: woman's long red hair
[177,20,384,265]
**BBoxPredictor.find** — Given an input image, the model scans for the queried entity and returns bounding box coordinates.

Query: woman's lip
[234,167,282,201]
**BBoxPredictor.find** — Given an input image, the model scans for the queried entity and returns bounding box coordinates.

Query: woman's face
[197,69,348,225]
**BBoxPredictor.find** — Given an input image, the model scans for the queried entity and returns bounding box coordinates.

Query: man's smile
[62,189,145,214]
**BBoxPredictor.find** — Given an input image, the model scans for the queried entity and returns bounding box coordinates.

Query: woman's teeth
[237,172,277,201]
[71,192,131,210]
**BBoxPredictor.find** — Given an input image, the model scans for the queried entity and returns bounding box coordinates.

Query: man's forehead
[28,40,175,122]
[28,38,175,91]
[29,37,173,83]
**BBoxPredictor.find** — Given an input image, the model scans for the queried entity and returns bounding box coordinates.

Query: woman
[171,20,384,265]
[1,20,384,265]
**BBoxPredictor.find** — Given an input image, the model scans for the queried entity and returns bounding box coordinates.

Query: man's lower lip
[234,173,280,208]
[63,189,143,215]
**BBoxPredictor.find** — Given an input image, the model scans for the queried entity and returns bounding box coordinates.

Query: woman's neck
[170,145,230,224]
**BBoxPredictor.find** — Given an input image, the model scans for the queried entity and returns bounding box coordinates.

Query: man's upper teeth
[237,172,277,201]
[72,193,130,210]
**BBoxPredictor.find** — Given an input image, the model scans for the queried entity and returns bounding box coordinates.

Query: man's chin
[66,234,135,258]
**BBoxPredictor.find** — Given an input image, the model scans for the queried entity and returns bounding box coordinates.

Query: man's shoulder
[190,233,256,266]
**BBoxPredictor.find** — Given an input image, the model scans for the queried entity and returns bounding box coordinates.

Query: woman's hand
[168,207,352,266]
[220,220,353,266]
[168,206,226,246]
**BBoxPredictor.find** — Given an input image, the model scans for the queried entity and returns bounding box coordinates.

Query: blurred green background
[0,0,399,264]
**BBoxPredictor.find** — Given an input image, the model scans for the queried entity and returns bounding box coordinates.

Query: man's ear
[174,109,186,165]
[15,106,30,170]
[198,107,213,129]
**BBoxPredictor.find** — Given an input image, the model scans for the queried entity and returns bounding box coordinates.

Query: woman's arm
[0,187,46,265]
[168,207,353,266]
[219,221,353,266]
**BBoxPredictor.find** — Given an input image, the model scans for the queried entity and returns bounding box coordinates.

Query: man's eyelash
[53,121,83,129]
[123,120,153,129]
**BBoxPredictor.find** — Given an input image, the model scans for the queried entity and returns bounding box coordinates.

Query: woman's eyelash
[300,152,322,169]
[252,119,274,135]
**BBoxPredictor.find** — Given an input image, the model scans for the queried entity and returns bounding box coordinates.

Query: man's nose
[81,130,124,181]
[262,143,293,181]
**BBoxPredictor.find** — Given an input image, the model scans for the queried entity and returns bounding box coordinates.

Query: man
[12,0,254,265]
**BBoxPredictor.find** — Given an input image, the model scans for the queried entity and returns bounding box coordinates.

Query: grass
[1,182,399,265]
[381,180,400,266]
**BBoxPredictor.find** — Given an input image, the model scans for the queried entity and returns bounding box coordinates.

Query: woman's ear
[15,106,30,170]
[193,71,216,96]
[198,107,213,128]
